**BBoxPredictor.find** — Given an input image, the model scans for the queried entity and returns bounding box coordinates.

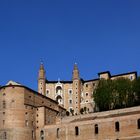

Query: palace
[0,63,140,140]
[38,63,137,114]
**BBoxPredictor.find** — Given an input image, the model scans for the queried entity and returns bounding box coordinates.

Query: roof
[0,84,58,104]
[45,71,137,84]
[111,71,137,78]
[46,79,72,84]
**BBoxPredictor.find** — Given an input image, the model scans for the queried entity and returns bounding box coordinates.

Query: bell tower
[72,63,81,115]
[38,62,46,95]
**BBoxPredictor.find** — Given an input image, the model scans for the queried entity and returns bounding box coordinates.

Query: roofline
[45,71,137,84]
[83,78,99,83]
[98,71,111,77]
[0,85,58,104]
[111,71,137,78]
[46,80,72,84]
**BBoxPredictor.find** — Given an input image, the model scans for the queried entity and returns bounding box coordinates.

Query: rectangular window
[69,99,72,104]
[75,126,79,136]
[57,128,59,138]
[115,122,120,132]
[95,124,98,134]
[3,101,6,109]
[32,131,34,139]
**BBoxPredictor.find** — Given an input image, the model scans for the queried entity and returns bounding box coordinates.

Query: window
[3,120,5,125]
[137,119,140,129]
[3,93,6,96]
[86,84,88,87]
[69,90,72,95]
[75,126,79,136]
[46,90,49,96]
[130,75,133,80]
[86,93,88,96]
[32,131,34,139]
[57,128,59,138]
[40,130,44,140]
[115,122,120,132]
[3,101,6,109]
[69,99,72,104]
[3,132,7,139]
[85,100,89,103]
[95,124,98,134]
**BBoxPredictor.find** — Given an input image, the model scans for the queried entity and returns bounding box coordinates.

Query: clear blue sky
[0,0,140,90]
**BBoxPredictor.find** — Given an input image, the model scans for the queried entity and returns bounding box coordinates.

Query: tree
[113,78,134,108]
[93,77,136,111]
[132,77,140,105]
[93,79,113,111]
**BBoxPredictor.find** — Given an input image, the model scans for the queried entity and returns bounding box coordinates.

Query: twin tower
[38,63,95,114]
[38,63,137,114]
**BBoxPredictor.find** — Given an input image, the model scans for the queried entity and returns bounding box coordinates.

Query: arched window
[137,119,140,129]
[115,122,120,132]
[57,128,59,138]
[95,124,98,134]
[75,126,79,136]
[56,86,62,94]
[40,130,44,140]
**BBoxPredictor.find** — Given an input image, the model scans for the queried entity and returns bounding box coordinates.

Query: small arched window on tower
[137,119,140,129]
[46,90,49,96]
[3,101,6,109]
[57,128,60,138]
[115,121,120,132]
[75,126,79,136]
[95,124,98,134]
[56,86,62,94]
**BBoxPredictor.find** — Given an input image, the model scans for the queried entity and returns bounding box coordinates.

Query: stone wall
[42,106,140,140]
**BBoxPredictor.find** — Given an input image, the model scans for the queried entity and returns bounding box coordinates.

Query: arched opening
[56,86,62,94]
[115,122,120,132]
[75,126,79,136]
[57,128,59,138]
[40,130,44,140]
[56,95,62,104]
[95,124,98,134]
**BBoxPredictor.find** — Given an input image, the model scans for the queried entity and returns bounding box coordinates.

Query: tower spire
[72,63,79,80]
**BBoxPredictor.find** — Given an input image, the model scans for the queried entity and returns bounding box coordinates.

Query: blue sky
[0,0,140,90]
